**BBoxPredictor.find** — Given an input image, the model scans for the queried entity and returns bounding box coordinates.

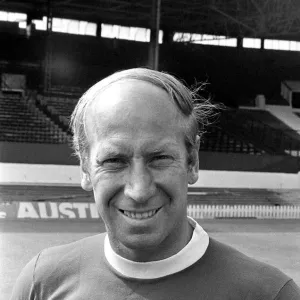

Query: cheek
[157,167,188,196]
[91,175,123,210]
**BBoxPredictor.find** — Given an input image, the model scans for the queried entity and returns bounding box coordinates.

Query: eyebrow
[96,147,126,159]
[96,141,180,158]
[148,146,177,155]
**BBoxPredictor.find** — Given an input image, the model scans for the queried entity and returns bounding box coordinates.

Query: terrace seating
[238,109,300,139]
[200,125,263,155]
[38,95,78,127]
[219,108,300,156]
[0,96,69,144]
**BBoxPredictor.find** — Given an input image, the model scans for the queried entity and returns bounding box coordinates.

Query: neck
[109,219,193,262]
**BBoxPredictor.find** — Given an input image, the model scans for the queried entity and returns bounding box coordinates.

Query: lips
[119,208,160,220]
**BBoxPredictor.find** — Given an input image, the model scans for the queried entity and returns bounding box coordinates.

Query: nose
[124,161,156,203]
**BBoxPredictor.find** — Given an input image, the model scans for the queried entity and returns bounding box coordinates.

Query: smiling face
[81,80,200,262]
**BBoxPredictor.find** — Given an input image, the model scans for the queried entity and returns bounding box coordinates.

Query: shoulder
[10,233,106,299]
[35,233,106,276]
[38,233,105,258]
[202,238,298,299]
[274,280,300,299]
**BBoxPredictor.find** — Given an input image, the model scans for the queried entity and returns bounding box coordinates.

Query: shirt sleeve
[10,253,41,300]
[274,280,300,300]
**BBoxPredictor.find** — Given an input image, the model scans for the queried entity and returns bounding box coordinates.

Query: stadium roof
[1,0,300,38]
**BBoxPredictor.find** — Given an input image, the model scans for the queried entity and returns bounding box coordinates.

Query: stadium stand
[2,89,300,161]
[219,108,300,156]
[37,94,78,129]
[0,93,69,144]
[200,124,263,155]
[239,109,300,139]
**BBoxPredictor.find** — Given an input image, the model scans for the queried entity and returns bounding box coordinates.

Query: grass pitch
[1,219,300,299]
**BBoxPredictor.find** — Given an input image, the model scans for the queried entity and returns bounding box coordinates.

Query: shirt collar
[104,217,209,279]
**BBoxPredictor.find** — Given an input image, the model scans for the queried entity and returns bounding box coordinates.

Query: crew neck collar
[104,217,209,279]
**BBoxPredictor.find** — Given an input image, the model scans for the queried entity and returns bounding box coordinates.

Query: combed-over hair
[70,68,217,167]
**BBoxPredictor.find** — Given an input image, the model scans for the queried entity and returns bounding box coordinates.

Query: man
[11,68,300,299]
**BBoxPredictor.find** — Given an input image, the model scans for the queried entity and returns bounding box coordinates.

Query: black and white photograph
[0,1,300,299]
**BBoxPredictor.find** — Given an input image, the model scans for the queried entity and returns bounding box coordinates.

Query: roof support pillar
[148,0,161,70]
[44,0,53,93]
[46,0,52,34]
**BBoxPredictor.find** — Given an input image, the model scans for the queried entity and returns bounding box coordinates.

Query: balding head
[70,68,215,168]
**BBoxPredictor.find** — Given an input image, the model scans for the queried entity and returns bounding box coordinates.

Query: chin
[116,232,167,258]
[125,233,164,249]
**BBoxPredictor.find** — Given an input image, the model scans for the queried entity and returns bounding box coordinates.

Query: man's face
[81,80,199,261]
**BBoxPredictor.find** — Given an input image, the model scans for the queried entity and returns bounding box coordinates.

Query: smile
[119,208,160,220]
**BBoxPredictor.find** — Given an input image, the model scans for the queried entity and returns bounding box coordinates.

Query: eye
[150,155,173,167]
[153,155,170,160]
[102,158,127,169]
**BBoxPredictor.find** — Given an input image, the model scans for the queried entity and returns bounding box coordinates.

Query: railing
[187,204,300,219]
[221,110,300,157]
[44,85,84,98]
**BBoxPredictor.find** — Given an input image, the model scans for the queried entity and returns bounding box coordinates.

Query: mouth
[118,208,161,220]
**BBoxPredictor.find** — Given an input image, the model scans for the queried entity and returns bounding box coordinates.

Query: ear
[187,135,200,185]
[80,168,93,191]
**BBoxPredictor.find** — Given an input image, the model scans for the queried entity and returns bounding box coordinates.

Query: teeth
[122,209,158,219]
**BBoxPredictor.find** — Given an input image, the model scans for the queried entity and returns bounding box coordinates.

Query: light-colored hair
[70,68,217,167]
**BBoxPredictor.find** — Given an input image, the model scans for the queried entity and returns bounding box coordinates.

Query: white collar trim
[104,217,209,279]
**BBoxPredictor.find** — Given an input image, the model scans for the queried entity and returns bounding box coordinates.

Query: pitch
[1,218,300,299]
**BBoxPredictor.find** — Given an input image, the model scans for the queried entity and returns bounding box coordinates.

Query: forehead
[89,79,175,115]
[84,80,185,141]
